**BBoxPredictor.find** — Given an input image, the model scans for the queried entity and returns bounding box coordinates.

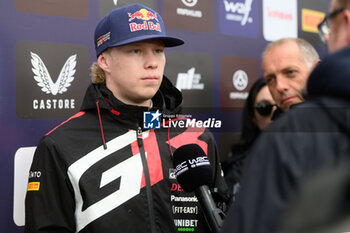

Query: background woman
[224,78,276,203]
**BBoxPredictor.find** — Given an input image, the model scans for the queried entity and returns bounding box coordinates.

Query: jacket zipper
[137,126,157,233]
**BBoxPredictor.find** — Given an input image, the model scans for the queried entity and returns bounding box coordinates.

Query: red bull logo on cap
[128,8,161,33]
[128,8,159,22]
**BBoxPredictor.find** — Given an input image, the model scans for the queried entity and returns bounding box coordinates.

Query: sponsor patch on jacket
[27,182,40,191]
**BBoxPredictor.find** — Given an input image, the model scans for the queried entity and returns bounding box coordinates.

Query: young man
[25,4,227,233]
[220,1,350,233]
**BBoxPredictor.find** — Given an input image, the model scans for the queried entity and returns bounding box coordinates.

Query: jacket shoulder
[45,111,87,136]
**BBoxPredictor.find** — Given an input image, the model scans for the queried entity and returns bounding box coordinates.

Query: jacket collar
[80,76,183,126]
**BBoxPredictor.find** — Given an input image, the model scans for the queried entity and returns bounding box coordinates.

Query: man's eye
[265,77,274,85]
[132,49,140,54]
[287,70,296,76]
[154,49,164,53]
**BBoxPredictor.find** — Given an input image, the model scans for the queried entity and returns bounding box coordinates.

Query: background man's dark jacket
[220,46,350,233]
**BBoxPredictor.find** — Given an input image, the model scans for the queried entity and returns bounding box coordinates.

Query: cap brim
[109,35,184,48]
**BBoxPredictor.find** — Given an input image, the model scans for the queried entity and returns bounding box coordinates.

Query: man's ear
[343,9,350,43]
[312,59,321,70]
[97,52,110,73]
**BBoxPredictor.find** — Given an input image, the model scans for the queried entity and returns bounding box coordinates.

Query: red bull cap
[94,4,184,57]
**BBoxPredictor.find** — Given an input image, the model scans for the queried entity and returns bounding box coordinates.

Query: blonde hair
[90,62,106,84]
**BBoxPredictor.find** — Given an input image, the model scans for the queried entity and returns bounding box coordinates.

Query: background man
[220,0,350,233]
[262,38,319,113]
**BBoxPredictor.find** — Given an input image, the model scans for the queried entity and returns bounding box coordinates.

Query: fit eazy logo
[15,41,90,119]
[263,0,297,41]
[176,67,204,91]
[219,0,259,38]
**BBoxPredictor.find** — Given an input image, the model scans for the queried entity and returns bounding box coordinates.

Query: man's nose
[144,53,159,69]
[275,76,289,93]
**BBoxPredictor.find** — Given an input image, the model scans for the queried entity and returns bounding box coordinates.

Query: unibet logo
[176,68,204,91]
[302,9,325,33]
[31,52,76,96]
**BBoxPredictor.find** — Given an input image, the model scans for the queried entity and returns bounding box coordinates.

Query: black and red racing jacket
[25,77,228,233]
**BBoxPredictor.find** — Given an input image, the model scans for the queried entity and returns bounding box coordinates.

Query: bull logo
[128,9,159,22]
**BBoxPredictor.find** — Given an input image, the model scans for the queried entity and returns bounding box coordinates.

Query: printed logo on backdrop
[219,0,260,38]
[14,0,88,18]
[163,0,213,32]
[176,68,205,91]
[31,52,76,96]
[232,70,248,91]
[182,0,198,7]
[263,0,297,41]
[220,56,259,110]
[98,0,157,17]
[300,0,328,45]
[178,0,202,18]
[164,52,213,113]
[302,9,324,33]
[15,41,90,119]
[230,70,249,100]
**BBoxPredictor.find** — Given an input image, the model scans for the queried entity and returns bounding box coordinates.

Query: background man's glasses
[318,8,345,43]
[255,102,276,116]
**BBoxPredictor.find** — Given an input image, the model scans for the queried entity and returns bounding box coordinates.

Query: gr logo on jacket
[25,79,227,233]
